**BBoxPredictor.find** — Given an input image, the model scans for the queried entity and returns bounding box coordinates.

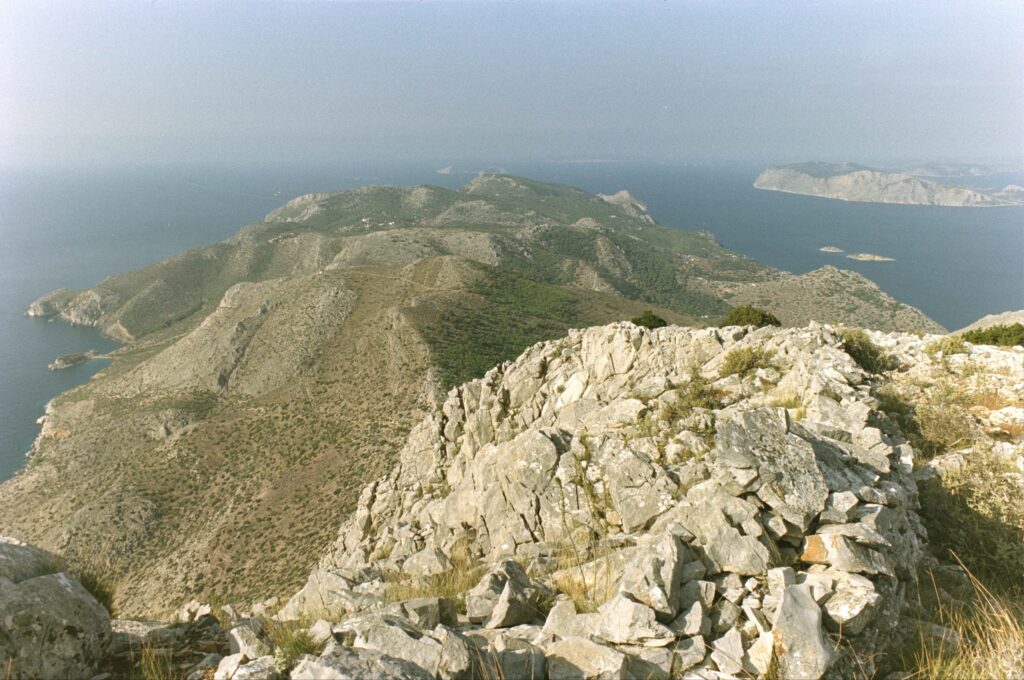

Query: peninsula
[754,162,1024,207]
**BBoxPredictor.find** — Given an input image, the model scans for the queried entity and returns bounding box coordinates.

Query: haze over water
[2,162,1022,482]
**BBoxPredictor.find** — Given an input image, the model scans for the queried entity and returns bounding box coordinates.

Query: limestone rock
[546,637,629,679]
[0,537,112,680]
[772,583,834,680]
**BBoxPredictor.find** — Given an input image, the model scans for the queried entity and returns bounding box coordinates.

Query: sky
[1,0,1022,168]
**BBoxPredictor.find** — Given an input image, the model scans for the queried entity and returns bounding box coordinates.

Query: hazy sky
[2,1,1022,168]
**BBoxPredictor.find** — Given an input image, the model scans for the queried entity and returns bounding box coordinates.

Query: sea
[1,161,1022,481]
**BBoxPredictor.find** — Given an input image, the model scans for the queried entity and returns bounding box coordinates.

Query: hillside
[2,175,943,616]
[754,162,1024,207]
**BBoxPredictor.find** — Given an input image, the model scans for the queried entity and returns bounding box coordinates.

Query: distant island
[819,246,844,253]
[847,253,894,262]
[754,162,1024,207]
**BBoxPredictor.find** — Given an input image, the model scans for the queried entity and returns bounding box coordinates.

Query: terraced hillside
[3,175,941,616]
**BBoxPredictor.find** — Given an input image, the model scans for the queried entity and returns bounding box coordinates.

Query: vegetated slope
[4,175,941,616]
[754,162,1024,207]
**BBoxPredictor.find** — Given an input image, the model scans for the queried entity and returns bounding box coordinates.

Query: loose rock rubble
[270,322,933,678]
[7,321,1022,679]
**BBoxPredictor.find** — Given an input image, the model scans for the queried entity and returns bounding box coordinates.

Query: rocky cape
[0,175,946,620]
[754,162,1024,207]
[4,319,1022,679]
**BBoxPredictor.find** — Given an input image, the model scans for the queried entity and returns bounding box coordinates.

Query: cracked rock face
[0,536,112,680]
[265,322,937,678]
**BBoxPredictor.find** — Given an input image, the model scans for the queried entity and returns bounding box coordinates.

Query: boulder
[466,561,542,627]
[290,646,433,679]
[772,583,834,680]
[0,536,112,680]
[546,637,629,679]
[595,594,675,646]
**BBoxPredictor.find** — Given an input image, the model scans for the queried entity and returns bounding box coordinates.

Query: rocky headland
[754,162,1024,207]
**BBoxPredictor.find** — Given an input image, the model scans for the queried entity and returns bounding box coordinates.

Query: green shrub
[918,449,1024,591]
[841,328,893,373]
[925,335,970,357]
[719,347,774,378]
[663,370,724,421]
[720,305,780,328]
[962,323,1024,347]
[631,310,667,329]
[266,620,318,672]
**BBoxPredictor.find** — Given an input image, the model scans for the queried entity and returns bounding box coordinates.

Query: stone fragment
[546,637,629,679]
[466,561,541,625]
[823,573,880,635]
[617,531,692,620]
[710,628,745,676]
[290,646,433,679]
[772,583,834,680]
[744,631,775,676]
[596,594,675,646]
[227,620,269,658]
[801,534,894,576]
[672,635,707,674]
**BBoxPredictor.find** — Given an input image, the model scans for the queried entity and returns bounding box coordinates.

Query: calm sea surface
[1,162,1022,480]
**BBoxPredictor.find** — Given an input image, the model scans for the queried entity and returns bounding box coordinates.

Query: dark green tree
[631,310,667,329]
[720,305,781,328]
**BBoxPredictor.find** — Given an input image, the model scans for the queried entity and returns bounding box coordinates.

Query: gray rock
[823,573,880,635]
[672,635,707,674]
[466,561,540,626]
[290,646,434,679]
[477,633,546,679]
[619,645,673,680]
[227,620,269,658]
[616,531,693,620]
[546,637,629,679]
[231,656,281,680]
[772,583,834,680]
[0,537,112,680]
[596,594,675,646]
[800,534,894,576]
[710,628,745,676]
[277,570,382,620]
[398,597,459,628]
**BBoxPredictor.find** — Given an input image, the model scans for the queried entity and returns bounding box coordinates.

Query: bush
[841,328,893,373]
[663,370,724,421]
[720,305,780,328]
[962,323,1024,347]
[631,310,667,329]
[925,335,969,357]
[720,347,774,378]
[918,449,1024,591]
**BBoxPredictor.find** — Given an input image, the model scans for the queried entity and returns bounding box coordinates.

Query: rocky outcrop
[0,536,112,680]
[754,162,1024,206]
[265,322,932,678]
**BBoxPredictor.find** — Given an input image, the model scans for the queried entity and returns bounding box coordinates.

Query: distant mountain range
[754,162,1024,207]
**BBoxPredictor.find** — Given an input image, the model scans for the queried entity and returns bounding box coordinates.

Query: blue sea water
[1,162,1022,481]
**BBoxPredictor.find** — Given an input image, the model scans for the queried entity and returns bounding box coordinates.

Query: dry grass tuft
[719,347,774,379]
[908,558,1024,679]
[384,542,482,611]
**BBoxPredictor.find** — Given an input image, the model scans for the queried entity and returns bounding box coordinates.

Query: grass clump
[631,310,667,329]
[384,543,482,611]
[663,370,724,422]
[875,383,975,460]
[266,620,317,673]
[720,305,780,328]
[903,559,1024,679]
[840,328,893,373]
[918,450,1024,588]
[962,323,1024,347]
[719,347,774,379]
[925,335,970,357]
[71,567,116,615]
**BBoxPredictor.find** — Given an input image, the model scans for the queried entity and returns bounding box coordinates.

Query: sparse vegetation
[720,305,780,328]
[631,310,667,329]
[918,449,1024,589]
[840,328,893,373]
[962,323,1024,347]
[384,543,482,612]
[719,347,774,378]
[900,559,1024,679]
[663,370,724,421]
[925,335,969,357]
[266,620,317,673]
